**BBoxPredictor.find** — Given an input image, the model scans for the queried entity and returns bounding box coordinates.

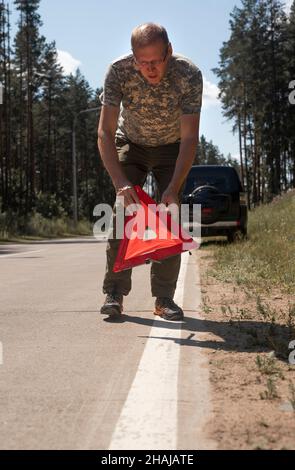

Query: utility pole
[72,107,100,225]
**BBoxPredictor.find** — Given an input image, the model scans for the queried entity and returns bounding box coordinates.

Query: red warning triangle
[113,185,198,273]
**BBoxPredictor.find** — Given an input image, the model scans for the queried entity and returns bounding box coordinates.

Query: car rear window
[184,167,243,194]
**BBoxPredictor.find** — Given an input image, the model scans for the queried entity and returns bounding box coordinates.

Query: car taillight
[239,192,247,204]
[202,208,213,214]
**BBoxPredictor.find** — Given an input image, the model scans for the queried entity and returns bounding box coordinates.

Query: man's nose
[147,62,156,72]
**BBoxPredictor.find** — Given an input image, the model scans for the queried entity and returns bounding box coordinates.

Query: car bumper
[182,221,244,237]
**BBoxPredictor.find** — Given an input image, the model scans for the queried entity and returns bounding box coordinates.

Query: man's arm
[161,113,200,205]
[97,105,139,206]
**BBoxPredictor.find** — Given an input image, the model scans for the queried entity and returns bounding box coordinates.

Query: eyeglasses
[133,47,169,68]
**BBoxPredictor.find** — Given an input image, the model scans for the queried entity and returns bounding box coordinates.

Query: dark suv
[182,165,248,242]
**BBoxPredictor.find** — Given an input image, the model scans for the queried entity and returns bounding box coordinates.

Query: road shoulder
[197,248,295,450]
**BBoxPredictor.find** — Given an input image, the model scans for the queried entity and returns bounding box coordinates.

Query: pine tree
[286,1,295,186]
[0,1,12,212]
[13,0,46,212]
[196,135,238,168]
[34,40,64,194]
[213,0,293,206]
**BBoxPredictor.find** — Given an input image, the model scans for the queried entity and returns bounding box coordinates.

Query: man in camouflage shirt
[98,23,203,321]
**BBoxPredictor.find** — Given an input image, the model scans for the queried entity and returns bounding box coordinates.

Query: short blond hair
[131,23,170,51]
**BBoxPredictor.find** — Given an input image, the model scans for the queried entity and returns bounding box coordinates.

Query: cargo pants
[102,137,183,299]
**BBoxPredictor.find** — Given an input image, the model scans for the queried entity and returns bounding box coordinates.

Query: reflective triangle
[113,185,198,272]
[143,227,157,241]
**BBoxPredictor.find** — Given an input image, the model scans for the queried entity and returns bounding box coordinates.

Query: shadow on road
[102,313,293,359]
[0,247,27,256]
[25,237,106,245]
[0,237,107,251]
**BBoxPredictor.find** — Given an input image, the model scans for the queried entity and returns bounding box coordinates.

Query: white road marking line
[0,249,45,259]
[108,251,190,450]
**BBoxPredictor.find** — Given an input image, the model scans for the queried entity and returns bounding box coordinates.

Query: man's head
[131,23,173,86]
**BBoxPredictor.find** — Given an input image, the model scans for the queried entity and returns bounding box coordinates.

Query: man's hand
[116,183,140,208]
[161,186,179,207]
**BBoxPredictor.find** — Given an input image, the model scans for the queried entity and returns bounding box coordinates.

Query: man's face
[133,41,172,86]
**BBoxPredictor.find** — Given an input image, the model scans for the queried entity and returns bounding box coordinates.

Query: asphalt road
[0,237,215,450]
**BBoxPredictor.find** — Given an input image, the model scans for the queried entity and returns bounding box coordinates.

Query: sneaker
[100,293,123,318]
[154,297,184,321]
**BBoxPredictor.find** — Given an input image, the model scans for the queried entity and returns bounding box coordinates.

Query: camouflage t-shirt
[100,53,203,147]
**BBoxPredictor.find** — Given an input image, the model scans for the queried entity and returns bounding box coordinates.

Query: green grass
[256,355,284,401]
[205,190,295,294]
[0,212,92,242]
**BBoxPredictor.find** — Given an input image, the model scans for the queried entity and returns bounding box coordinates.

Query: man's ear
[132,52,140,71]
[168,42,173,57]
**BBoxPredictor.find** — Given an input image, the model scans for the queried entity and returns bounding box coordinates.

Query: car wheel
[241,227,248,240]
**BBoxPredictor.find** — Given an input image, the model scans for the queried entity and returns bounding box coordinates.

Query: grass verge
[204,189,295,295]
[0,212,92,242]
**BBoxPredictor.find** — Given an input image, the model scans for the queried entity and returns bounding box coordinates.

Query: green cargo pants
[102,137,183,298]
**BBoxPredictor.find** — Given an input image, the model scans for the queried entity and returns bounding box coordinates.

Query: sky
[8,0,293,160]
